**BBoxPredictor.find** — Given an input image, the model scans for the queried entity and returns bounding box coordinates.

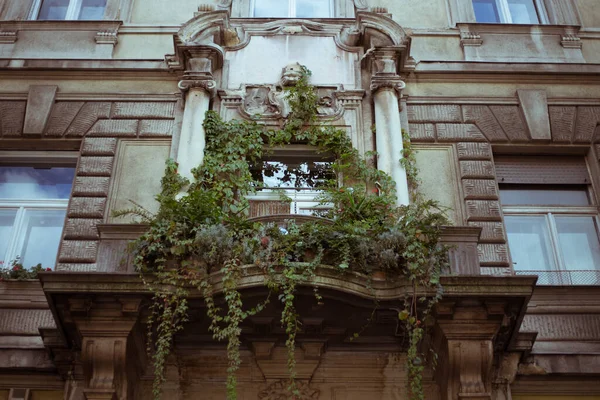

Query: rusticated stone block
[574,107,600,143]
[44,101,84,136]
[68,197,106,218]
[478,243,510,266]
[66,102,111,136]
[0,101,26,137]
[81,137,117,156]
[468,221,505,243]
[489,106,529,142]
[87,120,138,137]
[460,161,495,179]
[409,124,435,142]
[0,310,56,334]
[462,179,498,199]
[78,156,114,177]
[521,315,600,340]
[111,102,175,119]
[55,263,97,272]
[407,105,462,122]
[436,124,487,142]
[456,142,492,160]
[465,200,502,221]
[139,120,174,136]
[63,219,101,240]
[462,105,508,142]
[58,240,98,263]
[72,176,111,197]
[549,106,576,142]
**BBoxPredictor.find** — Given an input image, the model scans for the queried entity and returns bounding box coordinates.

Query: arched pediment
[167,10,411,75]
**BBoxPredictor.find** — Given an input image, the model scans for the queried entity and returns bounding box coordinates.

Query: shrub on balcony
[117,67,449,400]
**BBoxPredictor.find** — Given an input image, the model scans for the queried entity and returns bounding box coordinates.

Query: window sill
[456,23,584,63]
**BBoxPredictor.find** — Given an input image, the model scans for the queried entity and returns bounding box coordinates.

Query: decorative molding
[353,0,369,10]
[0,31,17,44]
[94,30,118,45]
[460,31,483,47]
[561,27,582,49]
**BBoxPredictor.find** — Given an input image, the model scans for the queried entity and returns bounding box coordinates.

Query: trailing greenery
[117,66,449,400]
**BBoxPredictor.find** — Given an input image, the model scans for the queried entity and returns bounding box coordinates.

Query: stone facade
[0,0,599,399]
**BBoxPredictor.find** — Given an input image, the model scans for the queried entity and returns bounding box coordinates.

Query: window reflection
[0,167,75,200]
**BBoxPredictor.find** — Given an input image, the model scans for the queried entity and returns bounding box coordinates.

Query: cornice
[0,280,48,309]
[456,22,581,36]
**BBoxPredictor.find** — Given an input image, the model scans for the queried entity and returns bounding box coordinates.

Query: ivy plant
[117,66,449,400]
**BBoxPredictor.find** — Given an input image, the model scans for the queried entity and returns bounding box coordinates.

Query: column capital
[370,77,406,96]
[178,75,217,97]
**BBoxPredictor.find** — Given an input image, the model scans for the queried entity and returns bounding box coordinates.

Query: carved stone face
[280,62,304,86]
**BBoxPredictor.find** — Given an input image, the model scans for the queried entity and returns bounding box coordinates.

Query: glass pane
[254,0,289,17]
[507,0,540,23]
[78,0,107,20]
[19,210,66,269]
[505,215,556,271]
[0,209,17,263]
[37,0,70,20]
[252,160,333,190]
[499,186,590,206]
[0,167,75,200]
[555,216,600,271]
[472,0,501,23]
[296,0,331,18]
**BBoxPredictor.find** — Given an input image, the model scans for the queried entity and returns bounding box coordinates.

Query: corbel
[460,31,483,48]
[561,26,582,49]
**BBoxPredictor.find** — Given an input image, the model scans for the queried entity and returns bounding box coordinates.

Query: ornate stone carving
[369,79,405,96]
[242,86,281,117]
[178,77,217,97]
[280,62,304,86]
[561,27,582,49]
[258,380,319,400]
[353,0,369,10]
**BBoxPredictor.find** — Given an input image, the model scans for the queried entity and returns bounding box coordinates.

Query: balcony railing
[515,270,600,285]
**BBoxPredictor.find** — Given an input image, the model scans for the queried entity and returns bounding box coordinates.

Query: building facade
[0,0,599,399]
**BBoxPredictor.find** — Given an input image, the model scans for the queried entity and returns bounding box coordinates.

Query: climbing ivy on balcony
[117,67,449,400]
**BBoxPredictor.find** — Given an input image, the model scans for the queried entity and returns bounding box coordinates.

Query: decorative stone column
[370,49,410,205]
[176,48,220,183]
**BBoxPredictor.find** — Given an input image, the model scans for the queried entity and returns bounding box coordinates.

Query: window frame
[0,151,77,270]
[472,0,548,24]
[496,155,600,284]
[247,144,335,216]
[28,0,107,20]
[251,0,334,18]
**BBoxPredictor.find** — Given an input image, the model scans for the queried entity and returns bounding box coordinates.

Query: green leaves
[132,66,448,400]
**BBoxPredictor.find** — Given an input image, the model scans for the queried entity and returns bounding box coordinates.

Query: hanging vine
[117,66,449,400]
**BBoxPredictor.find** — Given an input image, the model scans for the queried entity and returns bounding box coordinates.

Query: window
[497,155,600,285]
[472,0,541,23]
[0,155,75,270]
[31,0,107,20]
[248,146,333,216]
[253,0,332,18]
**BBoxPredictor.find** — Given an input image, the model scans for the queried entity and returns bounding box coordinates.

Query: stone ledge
[39,270,536,301]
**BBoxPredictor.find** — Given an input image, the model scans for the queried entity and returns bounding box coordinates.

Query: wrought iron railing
[514,270,600,285]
